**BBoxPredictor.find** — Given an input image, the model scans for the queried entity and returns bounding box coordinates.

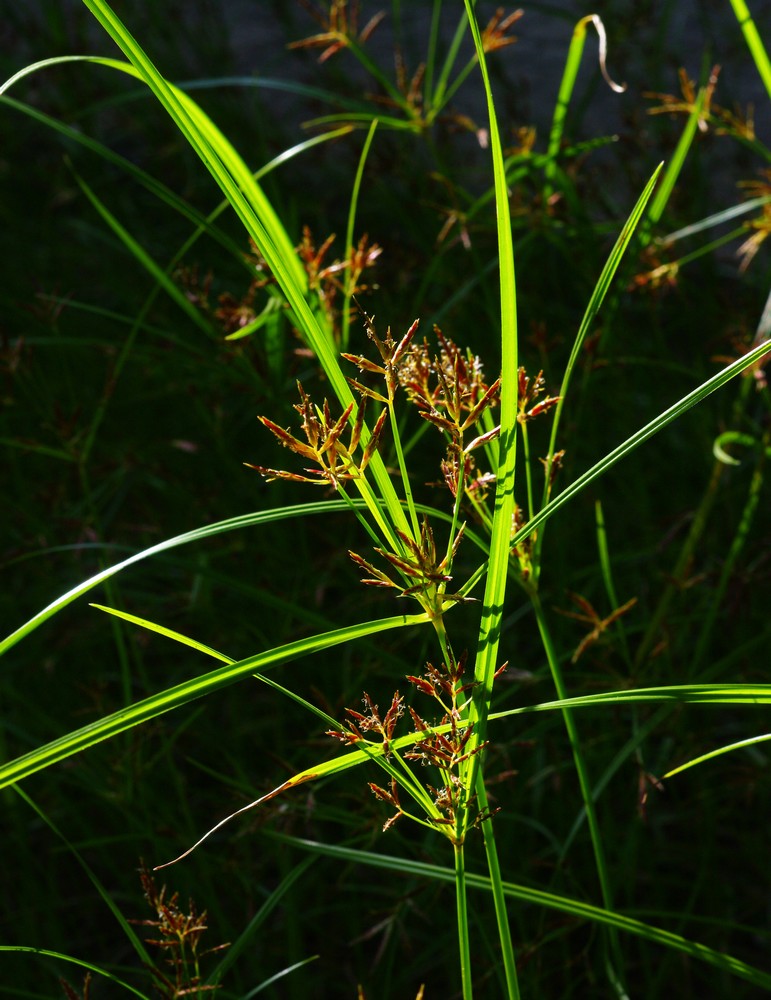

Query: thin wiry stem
[454,841,474,1000]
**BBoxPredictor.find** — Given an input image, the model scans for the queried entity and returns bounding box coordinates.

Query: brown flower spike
[248,381,387,488]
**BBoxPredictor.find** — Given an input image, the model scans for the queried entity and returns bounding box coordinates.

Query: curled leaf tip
[584,14,627,94]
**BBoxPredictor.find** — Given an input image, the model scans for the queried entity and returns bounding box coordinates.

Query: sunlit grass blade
[301,111,418,132]
[0,498,468,662]
[0,609,429,792]
[268,835,771,991]
[727,0,771,102]
[540,163,663,522]
[513,338,771,552]
[663,733,771,778]
[0,500,390,658]
[490,683,771,715]
[461,4,519,996]
[461,0,518,776]
[642,85,708,239]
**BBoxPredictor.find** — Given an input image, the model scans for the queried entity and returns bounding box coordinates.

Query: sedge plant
[2,2,771,997]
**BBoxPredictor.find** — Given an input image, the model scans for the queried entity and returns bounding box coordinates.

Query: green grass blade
[90,604,233,662]
[0,946,151,999]
[0,500,379,658]
[461,5,520,996]
[541,164,663,517]
[490,683,771,715]
[643,86,708,239]
[544,15,625,197]
[269,835,771,991]
[513,339,771,552]
[0,610,428,792]
[727,0,771,102]
[427,12,470,120]
[663,733,771,778]
[462,0,518,769]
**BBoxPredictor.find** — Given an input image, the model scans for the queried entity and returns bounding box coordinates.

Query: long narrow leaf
[460,6,520,995]
[0,946,151,999]
[727,0,771,103]
[513,339,771,552]
[542,163,663,510]
[268,835,771,991]
[462,0,518,770]
[663,733,771,778]
[0,610,428,792]
[73,5,413,539]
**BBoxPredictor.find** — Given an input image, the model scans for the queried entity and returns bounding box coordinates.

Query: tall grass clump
[2,1,771,997]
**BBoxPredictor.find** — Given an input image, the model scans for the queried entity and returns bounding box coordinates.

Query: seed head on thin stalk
[289,0,385,64]
[297,227,382,339]
[247,381,387,488]
[481,8,524,54]
[131,862,229,998]
[555,591,637,663]
[329,652,503,845]
[342,313,419,406]
[349,517,471,615]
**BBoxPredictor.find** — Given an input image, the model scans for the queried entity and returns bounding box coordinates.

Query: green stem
[388,400,421,540]
[454,840,474,1000]
[544,16,591,198]
[475,775,521,999]
[426,12,471,122]
[342,119,378,351]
